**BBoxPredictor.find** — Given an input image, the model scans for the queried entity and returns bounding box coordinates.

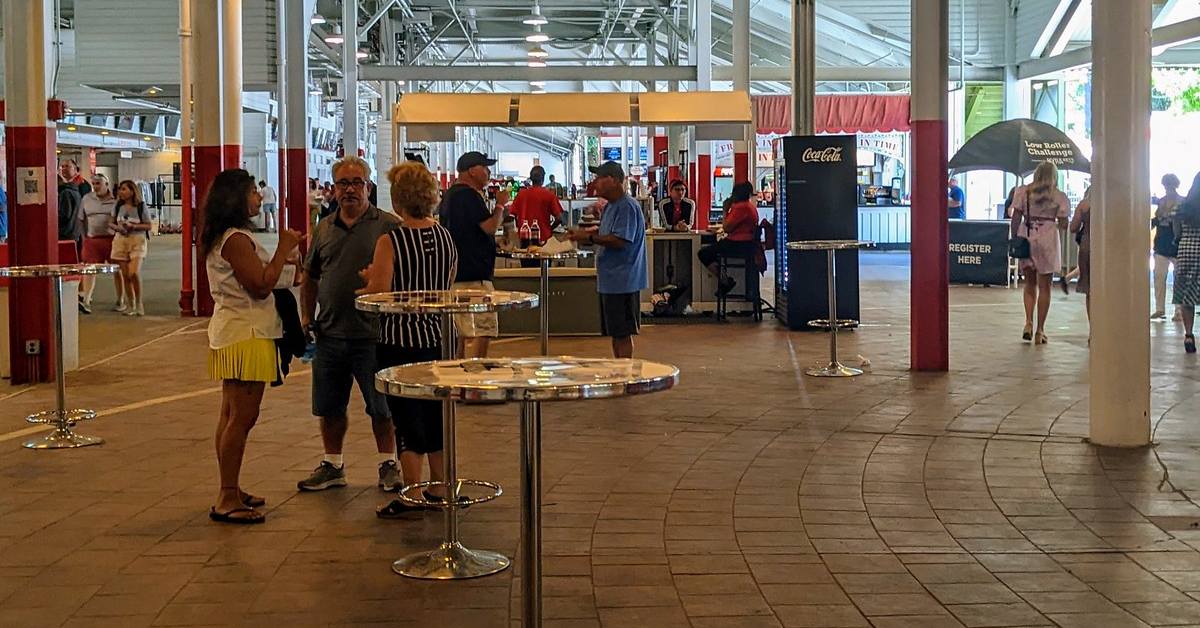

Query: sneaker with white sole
[297,461,347,491]
[114,301,129,313]
[378,460,401,492]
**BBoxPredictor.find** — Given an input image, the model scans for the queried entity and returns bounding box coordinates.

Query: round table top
[355,289,538,314]
[498,247,594,260]
[376,356,680,402]
[0,263,119,278]
[786,239,875,251]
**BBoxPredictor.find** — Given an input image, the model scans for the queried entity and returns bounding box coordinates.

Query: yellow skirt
[208,338,280,383]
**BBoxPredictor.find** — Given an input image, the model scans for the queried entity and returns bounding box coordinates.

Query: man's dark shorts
[599,292,640,338]
[312,336,388,419]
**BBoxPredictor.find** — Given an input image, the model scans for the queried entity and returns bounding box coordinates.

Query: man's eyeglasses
[335,178,368,189]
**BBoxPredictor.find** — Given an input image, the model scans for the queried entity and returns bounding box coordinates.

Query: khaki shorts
[110,234,148,261]
[452,280,499,338]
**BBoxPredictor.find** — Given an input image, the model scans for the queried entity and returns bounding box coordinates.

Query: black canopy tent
[949,118,1091,177]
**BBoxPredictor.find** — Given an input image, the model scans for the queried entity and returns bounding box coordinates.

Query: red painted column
[281,0,309,244]
[667,165,681,185]
[179,146,195,316]
[910,0,950,371]
[696,153,712,231]
[733,151,749,184]
[3,0,58,384]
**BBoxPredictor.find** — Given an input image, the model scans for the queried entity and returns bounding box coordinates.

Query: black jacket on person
[57,183,83,242]
[272,288,307,387]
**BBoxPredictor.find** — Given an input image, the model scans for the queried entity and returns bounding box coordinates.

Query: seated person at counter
[657,180,694,231]
[510,165,562,245]
[569,161,646,359]
[698,181,759,297]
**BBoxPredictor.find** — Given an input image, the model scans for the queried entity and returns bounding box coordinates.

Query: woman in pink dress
[1010,161,1070,344]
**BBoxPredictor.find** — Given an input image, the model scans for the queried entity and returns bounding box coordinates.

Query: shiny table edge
[0,263,119,278]
[785,240,876,251]
[355,289,539,314]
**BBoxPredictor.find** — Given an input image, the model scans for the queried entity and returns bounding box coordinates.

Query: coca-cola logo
[801,147,843,163]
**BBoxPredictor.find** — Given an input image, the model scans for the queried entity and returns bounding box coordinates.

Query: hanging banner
[856,133,906,162]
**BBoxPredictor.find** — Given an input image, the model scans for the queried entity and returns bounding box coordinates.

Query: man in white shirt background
[259,179,279,232]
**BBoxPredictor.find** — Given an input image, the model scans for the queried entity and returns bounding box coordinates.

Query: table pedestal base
[392,541,511,580]
[805,362,863,378]
[23,408,102,449]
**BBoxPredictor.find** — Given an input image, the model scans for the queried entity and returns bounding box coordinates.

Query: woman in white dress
[1010,161,1070,345]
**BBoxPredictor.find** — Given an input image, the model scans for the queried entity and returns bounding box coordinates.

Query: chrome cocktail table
[356,289,538,580]
[785,240,874,377]
[377,356,679,627]
[498,247,593,355]
[0,263,118,448]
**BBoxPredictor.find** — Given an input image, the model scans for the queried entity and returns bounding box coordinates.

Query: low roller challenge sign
[948,220,1010,286]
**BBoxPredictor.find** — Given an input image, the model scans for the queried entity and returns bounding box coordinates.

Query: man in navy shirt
[948,177,966,220]
[569,162,647,358]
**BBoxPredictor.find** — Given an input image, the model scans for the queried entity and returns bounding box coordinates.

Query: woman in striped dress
[359,162,459,517]
[1172,172,1200,354]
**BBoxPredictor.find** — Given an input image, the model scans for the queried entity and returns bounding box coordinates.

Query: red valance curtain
[754,94,911,135]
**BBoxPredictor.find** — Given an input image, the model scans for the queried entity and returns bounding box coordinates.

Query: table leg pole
[540,260,550,356]
[440,313,459,545]
[827,249,839,367]
[520,400,542,628]
[52,275,67,428]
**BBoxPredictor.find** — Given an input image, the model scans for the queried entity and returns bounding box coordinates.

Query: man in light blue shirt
[569,161,647,358]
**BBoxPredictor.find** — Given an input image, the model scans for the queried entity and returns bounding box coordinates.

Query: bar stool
[715,251,763,321]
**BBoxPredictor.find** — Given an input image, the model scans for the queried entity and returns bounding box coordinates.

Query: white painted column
[791,0,815,134]
[374,14,396,210]
[221,0,243,167]
[732,0,751,182]
[342,0,360,157]
[692,0,713,227]
[1090,0,1151,447]
[283,0,313,236]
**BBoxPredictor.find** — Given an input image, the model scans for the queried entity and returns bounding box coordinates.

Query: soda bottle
[530,220,542,245]
[519,220,532,248]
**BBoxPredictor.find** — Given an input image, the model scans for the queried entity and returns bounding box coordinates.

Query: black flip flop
[242,493,266,508]
[376,499,424,519]
[209,507,266,525]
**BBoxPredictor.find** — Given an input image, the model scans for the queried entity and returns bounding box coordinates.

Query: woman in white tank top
[201,169,302,524]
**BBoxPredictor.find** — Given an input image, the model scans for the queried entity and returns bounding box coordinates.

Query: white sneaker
[114,301,128,313]
[124,304,144,316]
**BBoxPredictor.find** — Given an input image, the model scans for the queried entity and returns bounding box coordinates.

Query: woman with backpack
[1010,161,1070,345]
[1172,172,1200,354]
[111,180,152,315]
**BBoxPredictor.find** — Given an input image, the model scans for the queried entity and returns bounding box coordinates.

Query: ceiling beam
[360,64,698,82]
[1019,16,1200,79]
[711,65,1003,82]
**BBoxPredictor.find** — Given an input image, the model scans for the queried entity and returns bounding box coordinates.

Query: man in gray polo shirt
[298,156,401,492]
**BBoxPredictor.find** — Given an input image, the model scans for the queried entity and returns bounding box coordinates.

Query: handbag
[1008,189,1033,259]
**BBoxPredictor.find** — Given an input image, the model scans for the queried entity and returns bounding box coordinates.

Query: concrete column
[791,0,815,134]
[621,127,630,173]
[1090,0,1151,447]
[910,0,950,371]
[221,0,243,168]
[342,0,360,158]
[274,0,287,232]
[284,0,312,239]
[732,0,750,183]
[693,0,713,228]
[192,1,224,316]
[374,16,397,211]
[179,0,196,316]
[3,0,58,383]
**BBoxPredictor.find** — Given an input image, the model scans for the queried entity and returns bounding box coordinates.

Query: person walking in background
[440,151,509,358]
[1171,172,1200,354]
[548,174,566,199]
[1069,187,1092,338]
[202,168,302,524]
[698,181,759,297]
[1010,161,1070,345]
[358,162,459,518]
[299,156,401,493]
[258,180,278,233]
[59,159,92,198]
[77,173,122,314]
[947,177,966,220]
[111,180,152,316]
[1153,173,1183,321]
[569,162,646,359]
[510,165,563,247]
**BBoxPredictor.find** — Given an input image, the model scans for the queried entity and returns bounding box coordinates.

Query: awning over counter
[517,93,632,125]
[754,94,911,135]
[394,93,514,126]
[638,91,752,126]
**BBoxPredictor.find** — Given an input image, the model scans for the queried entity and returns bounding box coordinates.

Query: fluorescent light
[310,88,322,95]
[143,136,153,141]
[527,60,547,68]
[532,88,547,94]
[528,44,549,58]
[324,26,344,45]
[522,3,548,26]
[310,14,327,25]
[530,80,546,87]
[526,24,549,43]
[101,130,110,135]
[356,48,369,59]
[67,125,77,131]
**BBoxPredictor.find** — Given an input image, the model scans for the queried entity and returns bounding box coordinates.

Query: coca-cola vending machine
[773,135,860,330]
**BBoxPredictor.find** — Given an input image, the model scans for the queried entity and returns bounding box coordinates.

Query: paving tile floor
[1,242,1199,627]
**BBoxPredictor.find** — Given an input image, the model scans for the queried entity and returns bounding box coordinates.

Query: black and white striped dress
[379,224,458,348]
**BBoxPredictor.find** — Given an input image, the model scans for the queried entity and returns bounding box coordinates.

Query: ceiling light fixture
[530,80,546,87]
[532,88,547,94]
[67,125,78,131]
[527,60,547,68]
[143,136,153,141]
[525,24,549,43]
[522,2,548,26]
[356,48,369,59]
[527,44,549,58]
[324,25,344,45]
[311,14,327,25]
[309,87,322,95]
[101,130,110,135]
